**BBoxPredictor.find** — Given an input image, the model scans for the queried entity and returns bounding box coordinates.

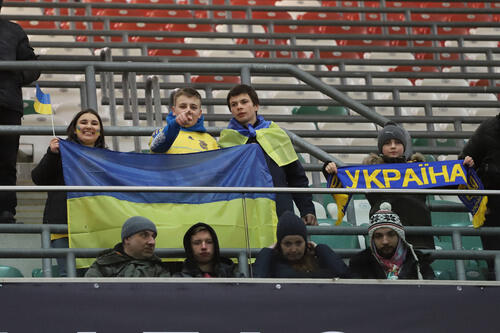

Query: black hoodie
[176,222,241,277]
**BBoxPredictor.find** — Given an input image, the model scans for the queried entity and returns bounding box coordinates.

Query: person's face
[191,230,214,265]
[382,138,404,158]
[123,230,156,259]
[173,95,202,127]
[372,227,399,258]
[280,235,306,262]
[74,112,101,147]
[228,93,258,127]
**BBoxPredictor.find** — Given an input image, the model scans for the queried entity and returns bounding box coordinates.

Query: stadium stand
[0,0,499,282]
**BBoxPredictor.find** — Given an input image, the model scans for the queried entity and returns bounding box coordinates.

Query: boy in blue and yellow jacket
[149,87,218,154]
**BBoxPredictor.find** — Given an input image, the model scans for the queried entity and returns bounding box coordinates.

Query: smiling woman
[31,109,106,277]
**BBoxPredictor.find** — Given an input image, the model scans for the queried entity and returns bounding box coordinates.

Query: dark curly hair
[65,109,106,148]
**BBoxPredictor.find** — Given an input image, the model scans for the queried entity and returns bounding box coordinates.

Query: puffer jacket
[0,19,40,114]
[85,243,170,277]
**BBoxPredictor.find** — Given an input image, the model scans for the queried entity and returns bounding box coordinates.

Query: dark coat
[85,243,170,277]
[459,114,500,190]
[349,248,435,280]
[246,117,315,218]
[0,18,40,114]
[362,153,435,250]
[31,147,67,225]
[176,222,242,278]
[175,257,241,278]
[253,244,351,278]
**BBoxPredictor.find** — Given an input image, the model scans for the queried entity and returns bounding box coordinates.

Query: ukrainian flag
[59,140,277,267]
[33,84,52,115]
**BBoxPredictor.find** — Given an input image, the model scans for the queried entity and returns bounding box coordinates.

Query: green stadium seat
[32,265,60,278]
[0,265,24,277]
[292,105,348,116]
[311,220,361,250]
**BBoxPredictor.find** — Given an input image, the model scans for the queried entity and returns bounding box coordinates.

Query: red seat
[255,50,307,59]
[297,11,343,34]
[148,48,199,57]
[131,35,184,45]
[16,20,58,30]
[389,65,440,85]
[313,51,362,71]
[191,75,241,84]
[130,0,175,3]
[320,25,368,51]
[231,0,276,5]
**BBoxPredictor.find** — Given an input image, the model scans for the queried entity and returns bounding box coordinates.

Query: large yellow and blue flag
[33,84,52,115]
[327,160,487,228]
[59,140,277,267]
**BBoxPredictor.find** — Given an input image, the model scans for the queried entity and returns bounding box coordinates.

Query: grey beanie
[121,216,157,240]
[377,121,407,154]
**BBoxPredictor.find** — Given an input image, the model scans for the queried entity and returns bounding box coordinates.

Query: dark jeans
[0,108,21,215]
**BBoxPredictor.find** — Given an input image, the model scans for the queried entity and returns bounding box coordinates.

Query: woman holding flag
[31,109,106,276]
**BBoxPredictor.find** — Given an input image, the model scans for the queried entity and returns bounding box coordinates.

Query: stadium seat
[0,265,24,277]
[191,75,240,84]
[311,221,361,250]
[148,48,199,57]
[255,50,307,59]
[389,65,440,85]
[32,265,60,278]
[313,51,363,71]
[297,11,343,35]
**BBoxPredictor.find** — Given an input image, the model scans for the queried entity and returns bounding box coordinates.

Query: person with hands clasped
[31,109,106,277]
[253,211,350,278]
[149,87,218,154]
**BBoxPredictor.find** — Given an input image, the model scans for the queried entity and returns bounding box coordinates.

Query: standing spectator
[0,1,40,223]
[31,109,105,277]
[85,216,170,277]
[149,87,218,154]
[253,211,350,278]
[460,114,500,280]
[324,121,435,249]
[349,202,435,280]
[219,84,317,225]
[175,222,241,277]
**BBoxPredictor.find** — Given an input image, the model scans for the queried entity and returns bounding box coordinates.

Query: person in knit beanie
[349,203,435,280]
[85,216,170,277]
[253,211,350,278]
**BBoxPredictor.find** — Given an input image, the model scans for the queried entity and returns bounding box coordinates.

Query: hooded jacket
[362,152,435,250]
[0,18,40,114]
[85,243,170,277]
[176,222,241,277]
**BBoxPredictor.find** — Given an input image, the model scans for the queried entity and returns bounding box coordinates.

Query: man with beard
[85,216,170,277]
[349,202,435,280]
[175,222,241,277]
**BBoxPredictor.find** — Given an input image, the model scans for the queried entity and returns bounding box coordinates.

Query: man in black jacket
[350,202,435,280]
[460,113,500,280]
[175,222,241,278]
[0,1,40,223]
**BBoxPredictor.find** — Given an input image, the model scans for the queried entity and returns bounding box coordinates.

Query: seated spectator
[175,222,241,277]
[149,87,218,154]
[31,109,106,277]
[85,216,170,277]
[324,121,434,249]
[349,202,435,280]
[253,211,350,278]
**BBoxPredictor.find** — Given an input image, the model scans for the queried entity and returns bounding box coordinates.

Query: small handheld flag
[34,84,52,115]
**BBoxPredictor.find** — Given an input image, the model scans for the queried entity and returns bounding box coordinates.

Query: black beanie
[276,211,307,245]
[377,121,407,154]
